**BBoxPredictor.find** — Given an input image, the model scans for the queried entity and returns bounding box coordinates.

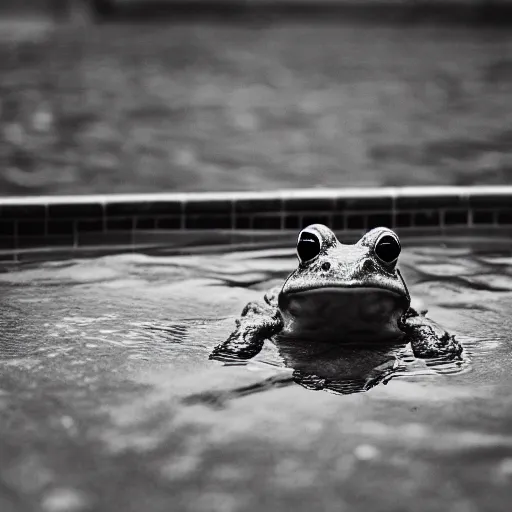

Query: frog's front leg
[210,288,283,361]
[401,308,462,359]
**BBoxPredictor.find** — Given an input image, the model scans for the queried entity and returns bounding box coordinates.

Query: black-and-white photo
[1,1,511,511]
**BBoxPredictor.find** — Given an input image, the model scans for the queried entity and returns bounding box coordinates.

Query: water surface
[1,241,512,511]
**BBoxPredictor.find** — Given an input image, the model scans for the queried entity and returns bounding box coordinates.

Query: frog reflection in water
[210,225,463,394]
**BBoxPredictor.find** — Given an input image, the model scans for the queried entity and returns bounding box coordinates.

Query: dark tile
[157,217,181,230]
[46,235,75,247]
[47,220,75,235]
[346,215,365,230]
[413,211,440,227]
[0,252,15,262]
[396,194,467,210]
[106,218,134,231]
[77,219,104,233]
[135,217,156,230]
[184,199,233,214]
[472,210,495,225]
[18,220,45,236]
[16,237,44,249]
[0,220,15,237]
[497,210,512,225]
[284,215,300,230]
[253,216,281,230]
[16,249,82,263]
[132,232,169,246]
[301,215,331,228]
[0,237,16,250]
[332,214,346,230]
[444,210,468,226]
[395,213,412,228]
[106,201,182,216]
[48,203,103,218]
[186,215,232,230]
[1,204,46,219]
[106,233,134,246]
[367,213,393,229]
[235,216,251,229]
[469,193,512,208]
[235,198,281,214]
[284,198,334,213]
[17,236,75,249]
[337,196,392,211]
[77,232,132,246]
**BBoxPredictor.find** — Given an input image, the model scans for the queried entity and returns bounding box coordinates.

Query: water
[1,21,512,195]
[1,240,512,511]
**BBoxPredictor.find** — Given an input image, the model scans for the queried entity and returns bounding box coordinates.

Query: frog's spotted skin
[210,225,462,368]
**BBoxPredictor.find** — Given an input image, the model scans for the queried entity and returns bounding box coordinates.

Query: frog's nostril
[321,261,331,271]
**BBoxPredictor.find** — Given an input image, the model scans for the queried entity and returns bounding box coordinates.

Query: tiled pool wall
[0,186,511,262]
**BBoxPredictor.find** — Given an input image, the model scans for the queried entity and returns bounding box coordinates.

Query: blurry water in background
[0,2,511,195]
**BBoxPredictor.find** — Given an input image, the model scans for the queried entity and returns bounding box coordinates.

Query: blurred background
[0,0,511,196]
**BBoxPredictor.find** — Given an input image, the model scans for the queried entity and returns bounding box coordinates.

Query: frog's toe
[209,331,264,361]
[409,326,463,359]
[210,312,282,362]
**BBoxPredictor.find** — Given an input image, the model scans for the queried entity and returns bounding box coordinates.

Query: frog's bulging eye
[297,231,321,263]
[375,234,401,265]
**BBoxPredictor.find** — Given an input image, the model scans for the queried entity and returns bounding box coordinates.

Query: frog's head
[278,224,411,342]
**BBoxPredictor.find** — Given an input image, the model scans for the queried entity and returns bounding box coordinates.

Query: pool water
[1,240,512,511]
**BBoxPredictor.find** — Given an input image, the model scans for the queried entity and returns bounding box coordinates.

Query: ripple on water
[0,240,511,511]
[1,245,507,398]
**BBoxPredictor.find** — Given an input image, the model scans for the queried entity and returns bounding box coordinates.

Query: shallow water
[1,241,512,511]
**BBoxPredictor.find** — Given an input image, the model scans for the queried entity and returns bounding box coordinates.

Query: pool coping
[1,186,511,261]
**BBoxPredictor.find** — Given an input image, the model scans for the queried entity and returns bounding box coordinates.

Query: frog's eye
[297,230,321,263]
[375,234,401,265]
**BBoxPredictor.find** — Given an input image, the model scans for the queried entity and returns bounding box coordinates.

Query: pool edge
[1,186,511,261]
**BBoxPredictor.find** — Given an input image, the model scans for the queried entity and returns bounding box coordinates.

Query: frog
[210,224,462,370]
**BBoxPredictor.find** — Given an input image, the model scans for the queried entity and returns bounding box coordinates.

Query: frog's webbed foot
[210,300,283,362]
[402,313,463,359]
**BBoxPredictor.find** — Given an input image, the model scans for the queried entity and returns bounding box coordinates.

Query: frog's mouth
[278,287,408,342]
